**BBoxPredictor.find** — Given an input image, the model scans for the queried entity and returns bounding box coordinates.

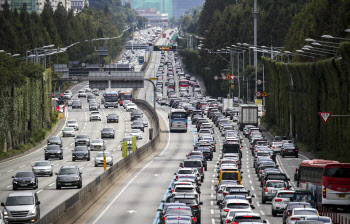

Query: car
[231,212,267,224]
[74,134,90,146]
[271,190,295,216]
[90,111,102,121]
[283,202,312,224]
[281,144,299,158]
[130,129,143,139]
[72,146,90,161]
[262,179,288,204]
[136,117,148,127]
[180,159,205,182]
[56,166,82,189]
[106,113,119,123]
[66,119,79,130]
[286,208,319,224]
[78,90,86,97]
[126,103,137,111]
[101,127,115,139]
[89,102,99,111]
[62,127,75,137]
[131,109,143,121]
[72,101,82,109]
[47,136,62,146]
[44,145,63,160]
[94,152,113,167]
[159,206,196,224]
[168,195,202,222]
[87,94,96,103]
[302,216,333,224]
[92,89,99,96]
[12,171,38,190]
[1,192,40,223]
[131,121,145,132]
[67,99,73,106]
[220,199,254,224]
[32,161,53,176]
[224,209,254,224]
[63,93,71,99]
[90,138,105,151]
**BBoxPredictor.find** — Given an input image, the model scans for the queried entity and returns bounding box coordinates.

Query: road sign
[226,74,231,80]
[147,46,150,51]
[318,112,332,124]
[122,141,128,157]
[231,84,234,89]
[257,79,262,85]
[262,91,268,97]
[214,76,218,80]
[222,76,227,80]
[132,137,137,151]
[230,80,234,83]
[255,91,261,97]
[255,99,262,105]
[231,75,235,80]
[150,77,157,80]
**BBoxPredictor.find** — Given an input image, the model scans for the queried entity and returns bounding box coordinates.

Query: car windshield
[323,167,350,178]
[34,161,51,166]
[96,152,111,157]
[59,168,77,175]
[68,120,77,124]
[103,128,113,132]
[6,196,34,206]
[74,147,87,151]
[222,172,239,180]
[175,187,194,192]
[184,161,201,168]
[77,135,88,138]
[49,137,60,141]
[173,198,197,204]
[294,210,318,215]
[15,172,34,177]
[266,182,285,188]
[64,128,74,131]
[92,139,103,143]
[227,203,249,209]
[133,122,143,126]
[171,112,187,119]
[179,170,193,174]
[131,129,141,133]
[288,203,311,210]
[277,193,295,198]
[108,114,118,118]
[166,208,192,216]
[294,194,314,201]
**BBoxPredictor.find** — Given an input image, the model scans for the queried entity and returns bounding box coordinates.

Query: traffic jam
[151,49,349,223]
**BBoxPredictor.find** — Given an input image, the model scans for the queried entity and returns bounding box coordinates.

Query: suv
[47,136,62,146]
[44,145,63,160]
[74,134,90,146]
[56,166,82,189]
[261,180,288,204]
[72,146,90,161]
[78,90,86,97]
[66,119,79,130]
[90,111,101,121]
[180,159,205,182]
[271,190,295,216]
[1,192,40,223]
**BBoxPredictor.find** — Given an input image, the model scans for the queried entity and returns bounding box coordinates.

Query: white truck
[238,104,258,131]
[222,98,234,113]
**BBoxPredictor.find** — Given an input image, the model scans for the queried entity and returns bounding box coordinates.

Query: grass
[0,111,59,160]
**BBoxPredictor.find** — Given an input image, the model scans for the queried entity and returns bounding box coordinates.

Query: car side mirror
[276,165,279,168]
[199,202,203,205]
[80,172,83,175]
[250,205,255,209]
[263,220,267,223]
[55,173,58,175]
[36,201,40,205]
[179,163,183,167]
[1,202,5,206]
[217,175,219,178]
[12,176,14,178]
[216,162,219,165]
[174,173,177,175]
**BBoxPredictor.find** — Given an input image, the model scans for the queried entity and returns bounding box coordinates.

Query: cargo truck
[222,98,234,113]
[238,104,258,131]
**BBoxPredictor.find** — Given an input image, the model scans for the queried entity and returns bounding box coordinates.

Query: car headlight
[13,181,17,184]
[75,176,80,181]
[3,209,8,216]
[31,180,35,183]
[30,208,36,215]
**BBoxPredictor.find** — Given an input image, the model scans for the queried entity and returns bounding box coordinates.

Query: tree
[180,15,193,30]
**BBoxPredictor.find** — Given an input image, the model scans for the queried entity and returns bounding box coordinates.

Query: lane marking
[37,189,43,194]
[211,209,214,215]
[19,165,26,168]
[260,210,265,215]
[49,182,55,187]
[7,169,13,173]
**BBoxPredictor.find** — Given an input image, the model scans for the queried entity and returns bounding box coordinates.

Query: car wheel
[282,154,285,158]
[95,164,98,167]
[87,157,90,161]
[295,154,299,158]
[73,158,75,161]
[13,185,18,190]
[113,136,115,139]
[35,182,38,189]
[272,210,277,217]
[110,163,113,166]
[205,167,207,171]
[78,181,82,189]
[60,155,63,160]
[50,172,53,177]
[45,156,48,160]
[90,119,92,121]
[262,196,266,204]
[56,184,61,189]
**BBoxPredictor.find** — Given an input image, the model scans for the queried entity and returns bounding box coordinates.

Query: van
[217,171,243,186]
[1,191,40,223]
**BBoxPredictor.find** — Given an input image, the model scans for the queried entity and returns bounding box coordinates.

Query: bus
[119,91,132,106]
[294,159,350,211]
[168,109,188,132]
[138,56,144,64]
[162,33,166,38]
[179,80,189,89]
[103,92,118,108]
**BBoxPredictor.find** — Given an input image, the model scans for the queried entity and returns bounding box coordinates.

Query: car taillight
[163,217,167,221]
[291,218,300,220]
[264,187,268,192]
[287,211,290,215]
[264,181,266,186]
[171,122,173,127]
[224,209,230,212]
[171,189,174,193]
[232,222,238,224]
[223,192,228,195]
[192,217,196,222]
[218,190,223,193]
[272,146,275,148]
[239,147,241,149]
[275,199,282,202]
[283,150,286,151]
[201,167,204,173]
[295,149,298,151]
[186,123,188,127]
[192,205,199,208]
[323,188,326,198]
[176,176,178,179]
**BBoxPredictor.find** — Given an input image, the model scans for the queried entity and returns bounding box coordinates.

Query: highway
[72,30,316,224]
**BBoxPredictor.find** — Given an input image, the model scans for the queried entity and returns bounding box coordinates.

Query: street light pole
[253,0,258,97]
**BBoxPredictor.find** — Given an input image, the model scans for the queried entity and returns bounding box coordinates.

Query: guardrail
[36,99,160,224]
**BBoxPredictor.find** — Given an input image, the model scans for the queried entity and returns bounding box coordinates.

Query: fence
[319,207,350,224]
[36,98,160,224]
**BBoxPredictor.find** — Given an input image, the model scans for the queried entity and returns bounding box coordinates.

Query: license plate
[20,184,27,186]
[40,170,45,173]
[339,194,345,198]
[111,120,114,122]
[65,183,72,185]
[96,146,100,148]
[289,149,294,152]
[178,125,181,127]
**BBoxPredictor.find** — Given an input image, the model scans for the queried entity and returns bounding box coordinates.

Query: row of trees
[0,0,140,65]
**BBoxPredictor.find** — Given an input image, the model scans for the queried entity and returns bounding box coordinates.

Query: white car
[130,129,142,140]
[272,142,283,154]
[62,127,75,137]
[94,152,113,167]
[220,199,253,224]
[126,103,137,111]
[63,93,71,99]
[78,90,86,97]
[271,190,295,216]
[90,111,101,121]
[224,209,254,224]
[286,208,319,224]
[66,119,79,130]
[90,138,105,151]
[84,86,91,92]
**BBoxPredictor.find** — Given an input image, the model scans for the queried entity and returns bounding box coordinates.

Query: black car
[281,146,298,158]
[130,109,143,121]
[196,147,213,161]
[106,113,119,123]
[169,195,203,222]
[75,134,90,146]
[12,171,38,190]
[72,101,82,109]
[131,121,144,132]
[72,146,90,161]
[56,166,82,189]
[92,90,99,96]
[47,136,62,146]
[44,145,63,160]
[101,127,115,139]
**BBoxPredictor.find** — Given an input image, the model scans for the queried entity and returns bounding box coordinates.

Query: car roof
[8,191,35,197]
[226,199,250,203]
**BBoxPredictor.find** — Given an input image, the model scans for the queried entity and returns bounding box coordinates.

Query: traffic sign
[231,84,234,89]
[262,91,268,97]
[257,79,262,85]
[214,76,218,80]
[150,77,157,80]
[132,137,137,151]
[231,75,235,80]
[122,141,128,157]
[318,112,332,124]
[222,76,227,80]
[255,91,261,97]
[255,99,262,105]
[226,74,231,80]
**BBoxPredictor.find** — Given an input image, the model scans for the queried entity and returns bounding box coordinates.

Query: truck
[238,104,258,131]
[222,98,234,112]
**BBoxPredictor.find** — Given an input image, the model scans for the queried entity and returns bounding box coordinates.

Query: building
[1,0,72,13]
[35,0,71,14]
[135,8,168,26]
[172,0,204,19]
[10,0,35,13]
[130,0,172,18]
[0,0,11,11]
[70,0,87,13]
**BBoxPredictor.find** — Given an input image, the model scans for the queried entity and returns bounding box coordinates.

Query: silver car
[94,152,113,167]
[62,127,75,137]
[32,161,53,176]
[90,139,105,151]
[66,119,79,130]
[136,117,148,127]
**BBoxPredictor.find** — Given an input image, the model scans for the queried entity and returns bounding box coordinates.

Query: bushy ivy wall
[263,43,350,162]
[0,69,52,152]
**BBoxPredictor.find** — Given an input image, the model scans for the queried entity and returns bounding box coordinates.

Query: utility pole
[253,0,259,96]
[237,52,240,103]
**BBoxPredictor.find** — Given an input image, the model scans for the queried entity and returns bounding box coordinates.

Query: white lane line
[37,189,43,194]
[211,201,213,206]
[211,209,214,215]
[247,169,250,173]
[212,180,214,183]
[251,186,255,191]
[158,112,171,156]
[250,180,252,184]
[260,210,265,215]
[212,174,215,177]
[248,175,251,178]
[91,161,153,224]
[211,186,214,191]
[6,185,12,188]
[256,202,260,207]
[7,169,14,173]
[211,193,214,198]
[212,219,215,224]
[49,182,55,187]
[19,165,26,168]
